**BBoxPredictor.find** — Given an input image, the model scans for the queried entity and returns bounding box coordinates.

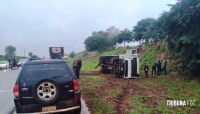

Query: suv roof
[25,59,67,65]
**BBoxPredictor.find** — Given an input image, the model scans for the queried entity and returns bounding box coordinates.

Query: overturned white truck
[96,49,140,78]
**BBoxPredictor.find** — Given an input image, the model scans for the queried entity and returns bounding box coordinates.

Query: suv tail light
[13,85,20,98]
[73,80,80,93]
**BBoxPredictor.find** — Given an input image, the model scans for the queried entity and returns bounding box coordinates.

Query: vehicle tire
[74,101,81,114]
[33,80,60,105]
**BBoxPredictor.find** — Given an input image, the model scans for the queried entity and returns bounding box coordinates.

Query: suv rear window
[20,63,72,81]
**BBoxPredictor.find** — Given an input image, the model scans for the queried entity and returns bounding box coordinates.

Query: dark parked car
[13,59,81,113]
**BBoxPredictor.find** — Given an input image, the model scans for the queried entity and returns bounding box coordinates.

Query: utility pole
[23,47,26,57]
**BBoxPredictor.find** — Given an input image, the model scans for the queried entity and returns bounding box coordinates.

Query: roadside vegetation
[0,55,6,61]
[67,1,200,113]
[83,0,200,78]
[72,45,200,114]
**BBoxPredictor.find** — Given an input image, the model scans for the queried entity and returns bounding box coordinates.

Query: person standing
[163,58,167,75]
[152,62,157,75]
[144,63,149,78]
[157,60,161,75]
[73,59,82,79]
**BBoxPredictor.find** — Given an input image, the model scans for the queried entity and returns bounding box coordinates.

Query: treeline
[84,26,133,52]
[148,0,200,77]
[3,45,40,60]
[84,0,200,77]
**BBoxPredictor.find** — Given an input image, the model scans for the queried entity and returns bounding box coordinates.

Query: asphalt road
[0,67,19,114]
[0,67,90,114]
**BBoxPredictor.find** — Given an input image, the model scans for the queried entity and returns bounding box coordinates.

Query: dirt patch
[80,75,168,113]
[80,74,199,114]
[116,80,133,114]
[81,71,101,76]
[94,75,129,111]
[133,78,167,108]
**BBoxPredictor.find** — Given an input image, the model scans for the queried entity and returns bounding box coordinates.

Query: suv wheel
[33,80,60,105]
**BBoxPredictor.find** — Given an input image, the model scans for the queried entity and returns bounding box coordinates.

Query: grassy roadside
[77,46,200,114]
[128,76,200,114]
[0,55,6,61]
[79,75,200,114]
[68,47,126,73]
[79,76,116,114]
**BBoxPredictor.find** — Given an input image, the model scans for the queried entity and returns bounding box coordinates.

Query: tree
[84,35,111,52]
[69,51,75,58]
[144,17,166,43]
[158,0,200,76]
[115,29,133,47]
[5,45,16,59]
[28,52,40,60]
[28,52,33,57]
[85,26,120,52]
[133,18,156,43]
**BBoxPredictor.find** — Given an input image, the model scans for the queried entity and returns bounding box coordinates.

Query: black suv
[13,59,81,113]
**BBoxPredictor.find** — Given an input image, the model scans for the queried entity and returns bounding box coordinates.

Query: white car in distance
[0,61,9,70]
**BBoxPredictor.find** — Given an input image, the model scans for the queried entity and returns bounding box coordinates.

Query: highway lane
[0,67,20,114]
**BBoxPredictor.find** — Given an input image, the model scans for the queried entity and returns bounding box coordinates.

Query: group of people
[144,58,167,78]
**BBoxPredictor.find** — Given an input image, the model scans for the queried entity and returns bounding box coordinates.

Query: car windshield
[21,63,72,81]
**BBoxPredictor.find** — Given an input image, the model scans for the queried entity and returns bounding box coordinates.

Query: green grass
[100,47,126,56]
[129,94,153,114]
[128,76,200,113]
[155,76,200,113]
[140,46,164,71]
[0,55,6,61]
[156,103,191,114]
[111,87,123,99]
[79,76,116,114]
[70,47,126,73]
[92,98,116,114]
[81,57,99,72]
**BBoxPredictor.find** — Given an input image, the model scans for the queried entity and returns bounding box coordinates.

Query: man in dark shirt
[73,59,82,79]
[163,58,167,75]
[144,63,149,78]
[157,60,161,75]
[152,62,157,75]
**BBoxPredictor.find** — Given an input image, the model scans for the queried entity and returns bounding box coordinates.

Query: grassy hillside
[139,43,170,74]
[68,47,126,73]
[72,45,200,114]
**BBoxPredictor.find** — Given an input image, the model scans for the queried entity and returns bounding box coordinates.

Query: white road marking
[0,90,12,93]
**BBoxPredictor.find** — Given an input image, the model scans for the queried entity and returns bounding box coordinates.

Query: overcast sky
[0,0,176,58]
